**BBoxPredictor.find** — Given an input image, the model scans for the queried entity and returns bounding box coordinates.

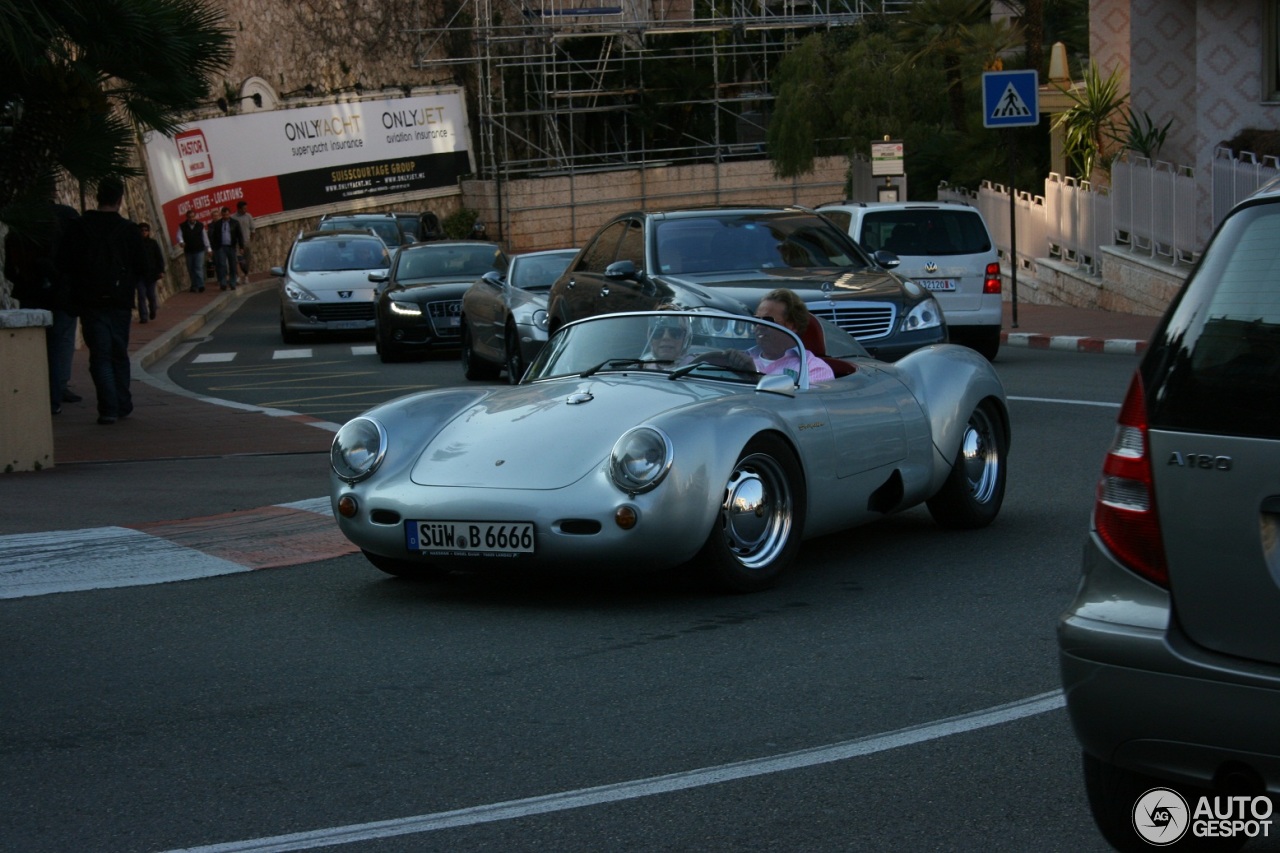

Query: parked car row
[275,201,1010,367]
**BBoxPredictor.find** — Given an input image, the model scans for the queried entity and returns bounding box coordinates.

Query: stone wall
[1009,249,1186,317]
[464,156,849,252]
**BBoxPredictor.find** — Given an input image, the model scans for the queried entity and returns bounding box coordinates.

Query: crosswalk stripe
[0,497,354,600]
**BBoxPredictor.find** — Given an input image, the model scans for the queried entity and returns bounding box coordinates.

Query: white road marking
[1008,394,1120,409]
[162,690,1065,852]
[273,349,313,360]
[349,345,377,356]
[193,352,237,363]
[0,528,247,599]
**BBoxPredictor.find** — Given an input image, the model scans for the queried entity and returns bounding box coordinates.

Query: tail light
[1093,373,1168,586]
[983,262,1002,294]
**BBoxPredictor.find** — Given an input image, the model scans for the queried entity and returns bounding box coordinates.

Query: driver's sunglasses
[653,325,687,339]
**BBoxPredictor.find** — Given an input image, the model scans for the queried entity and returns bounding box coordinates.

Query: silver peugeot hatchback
[1058,179,1280,851]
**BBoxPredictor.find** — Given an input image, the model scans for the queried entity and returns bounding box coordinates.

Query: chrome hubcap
[959,408,1001,504]
[720,453,792,569]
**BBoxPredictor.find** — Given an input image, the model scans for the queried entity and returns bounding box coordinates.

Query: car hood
[387,280,474,303]
[653,267,907,312]
[408,376,730,488]
[292,269,380,297]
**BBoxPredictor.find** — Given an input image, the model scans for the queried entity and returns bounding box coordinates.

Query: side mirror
[604,259,639,281]
[368,271,388,284]
[270,266,285,277]
[872,249,901,269]
[481,270,504,286]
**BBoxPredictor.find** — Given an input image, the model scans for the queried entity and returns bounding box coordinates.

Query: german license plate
[917,278,956,292]
[406,520,535,556]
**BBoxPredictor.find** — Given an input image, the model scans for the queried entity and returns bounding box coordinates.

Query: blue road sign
[982,70,1040,128]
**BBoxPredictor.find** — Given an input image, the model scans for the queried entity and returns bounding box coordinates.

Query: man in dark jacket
[206,206,244,291]
[135,222,165,323]
[4,201,83,414]
[61,177,147,425]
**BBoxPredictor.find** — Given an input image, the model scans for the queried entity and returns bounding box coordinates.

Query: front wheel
[697,434,805,593]
[280,316,301,345]
[361,549,448,581]
[504,326,526,384]
[926,400,1007,529]
[461,325,500,381]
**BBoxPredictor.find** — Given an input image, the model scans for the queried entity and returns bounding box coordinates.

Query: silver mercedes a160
[329,309,1010,592]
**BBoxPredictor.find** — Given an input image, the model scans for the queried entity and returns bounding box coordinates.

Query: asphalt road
[8,299,1275,852]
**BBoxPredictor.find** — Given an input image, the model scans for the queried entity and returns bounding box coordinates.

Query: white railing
[941,147,1277,276]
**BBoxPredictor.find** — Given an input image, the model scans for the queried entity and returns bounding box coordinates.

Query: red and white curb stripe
[1002,331,1147,355]
[0,497,356,600]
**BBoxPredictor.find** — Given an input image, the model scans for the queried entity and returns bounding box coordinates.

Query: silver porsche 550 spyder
[330,310,1010,592]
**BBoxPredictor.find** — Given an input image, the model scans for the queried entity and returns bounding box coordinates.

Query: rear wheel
[504,326,526,384]
[361,550,448,581]
[968,326,1001,361]
[461,325,500,381]
[926,400,1006,529]
[1081,753,1246,852]
[698,435,805,593]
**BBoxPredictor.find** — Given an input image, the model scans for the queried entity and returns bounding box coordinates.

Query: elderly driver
[716,288,834,383]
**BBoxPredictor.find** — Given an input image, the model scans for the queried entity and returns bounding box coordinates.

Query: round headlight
[609,427,673,494]
[331,417,387,483]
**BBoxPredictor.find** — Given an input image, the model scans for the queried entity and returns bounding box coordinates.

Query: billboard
[142,89,473,238]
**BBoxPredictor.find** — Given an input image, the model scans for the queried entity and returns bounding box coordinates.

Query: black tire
[280,316,301,345]
[697,434,805,593]
[504,326,525,384]
[361,549,448,581]
[969,326,1001,361]
[377,335,402,364]
[926,400,1006,529]
[1081,753,1246,852]
[461,325,500,381]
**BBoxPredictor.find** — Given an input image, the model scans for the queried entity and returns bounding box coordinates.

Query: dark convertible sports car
[545,207,947,360]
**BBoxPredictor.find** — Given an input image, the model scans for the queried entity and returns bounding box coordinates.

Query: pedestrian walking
[136,222,165,323]
[176,209,209,292]
[231,200,255,286]
[60,176,147,425]
[4,200,84,413]
[207,206,243,291]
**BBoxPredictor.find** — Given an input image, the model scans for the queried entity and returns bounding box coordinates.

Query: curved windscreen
[653,213,865,276]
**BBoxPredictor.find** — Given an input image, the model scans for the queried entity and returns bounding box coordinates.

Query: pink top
[749,346,834,383]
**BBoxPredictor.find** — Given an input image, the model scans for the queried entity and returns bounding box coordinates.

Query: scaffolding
[409,0,909,180]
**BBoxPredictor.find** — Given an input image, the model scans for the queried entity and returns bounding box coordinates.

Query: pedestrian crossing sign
[982,70,1039,128]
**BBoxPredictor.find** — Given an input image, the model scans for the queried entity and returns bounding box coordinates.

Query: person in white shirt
[231,200,255,287]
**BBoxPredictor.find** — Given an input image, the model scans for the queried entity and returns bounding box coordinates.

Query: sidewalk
[49,275,337,466]
[42,286,1160,467]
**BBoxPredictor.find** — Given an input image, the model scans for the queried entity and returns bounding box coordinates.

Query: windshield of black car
[292,238,388,272]
[396,245,502,280]
[653,213,866,276]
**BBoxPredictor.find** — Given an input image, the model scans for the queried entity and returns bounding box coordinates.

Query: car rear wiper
[579,358,662,378]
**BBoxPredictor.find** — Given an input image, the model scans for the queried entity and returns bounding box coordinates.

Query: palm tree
[0,0,234,223]
[895,0,995,135]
